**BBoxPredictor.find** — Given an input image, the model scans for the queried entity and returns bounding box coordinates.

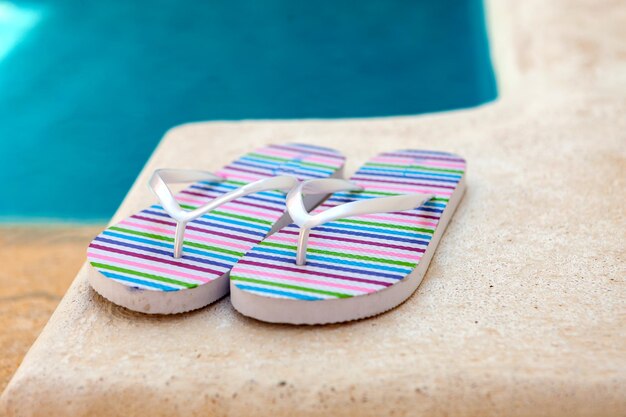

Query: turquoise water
[0,0,496,221]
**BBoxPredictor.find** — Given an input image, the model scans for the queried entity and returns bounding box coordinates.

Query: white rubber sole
[88,168,345,315]
[230,175,466,324]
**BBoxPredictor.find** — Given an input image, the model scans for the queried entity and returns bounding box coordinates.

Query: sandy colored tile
[0,226,103,393]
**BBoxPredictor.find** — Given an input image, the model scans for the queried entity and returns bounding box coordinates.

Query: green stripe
[247,152,288,162]
[212,210,273,225]
[335,218,434,234]
[365,162,464,174]
[352,190,400,196]
[178,205,273,226]
[257,241,416,267]
[91,262,197,289]
[298,160,336,171]
[108,226,244,257]
[184,241,244,256]
[224,179,246,186]
[186,182,286,199]
[346,190,449,203]
[231,275,351,298]
[247,152,336,170]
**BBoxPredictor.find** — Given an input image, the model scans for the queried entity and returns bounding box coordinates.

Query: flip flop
[229,149,466,324]
[86,143,346,314]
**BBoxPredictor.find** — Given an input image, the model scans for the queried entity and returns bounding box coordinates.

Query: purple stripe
[247,252,404,280]
[179,190,284,212]
[270,144,344,160]
[381,152,465,163]
[317,202,447,220]
[317,202,441,221]
[189,186,285,206]
[280,229,426,253]
[132,214,261,243]
[393,211,441,220]
[350,176,456,190]
[352,169,460,183]
[231,160,276,172]
[221,165,271,177]
[302,226,431,246]
[143,209,267,237]
[94,236,233,269]
[90,243,223,275]
[237,259,393,286]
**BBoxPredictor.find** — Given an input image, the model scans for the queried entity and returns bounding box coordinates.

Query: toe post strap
[286,179,433,265]
[149,169,299,258]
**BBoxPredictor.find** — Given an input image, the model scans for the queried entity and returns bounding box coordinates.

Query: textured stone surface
[1,0,625,415]
[0,226,102,394]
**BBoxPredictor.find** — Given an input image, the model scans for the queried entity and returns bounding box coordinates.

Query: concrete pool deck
[1,0,625,416]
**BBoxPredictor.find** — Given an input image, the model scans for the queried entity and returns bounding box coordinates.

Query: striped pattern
[230,149,466,301]
[87,144,345,292]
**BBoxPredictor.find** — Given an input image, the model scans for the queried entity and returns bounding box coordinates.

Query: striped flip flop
[86,143,346,314]
[229,149,466,324]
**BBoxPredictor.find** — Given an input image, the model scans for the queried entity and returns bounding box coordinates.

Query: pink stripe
[88,252,211,283]
[370,156,465,169]
[220,172,264,182]
[370,156,415,164]
[174,197,279,220]
[271,144,344,160]
[417,160,466,169]
[353,173,453,187]
[315,206,439,228]
[352,213,437,227]
[234,267,377,293]
[183,188,284,206]
[316,205,438,227]
[257,147,342,166]
[119,220,252,250]
[269,235,420,260]
[354,181,453,196]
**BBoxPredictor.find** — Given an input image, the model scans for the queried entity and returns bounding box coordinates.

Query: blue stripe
[327,193,447,209]
[193,183,287,202]
[272,168,326,179]
[351,170,460,183]
[231,160,275,173]
[312,226,431,246]
[94,236,234,269]
[101,271,180,291]
[252,247,412,274]
[144,209,268,237]
[325,222,433,239]
[234,283,323,301]
[199,214,270,232]
[245,252,405,280]
[330,193,387,200]
[189,185,286,206]
[239,156,281,167]
[101,231,240,262]
[279,161,333,175]
[239,194,287,206]
[325,198,444,214]
[358,166,462,179]
[401,149,458,156]
[416,207,444,213]
[239,156,333,175]
[290,143,339,153]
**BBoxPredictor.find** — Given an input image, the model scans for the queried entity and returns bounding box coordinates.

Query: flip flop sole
[87,144,346,314]
[230,150,466,324]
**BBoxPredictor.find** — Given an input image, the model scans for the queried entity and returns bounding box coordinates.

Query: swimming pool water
[0,0,496,221]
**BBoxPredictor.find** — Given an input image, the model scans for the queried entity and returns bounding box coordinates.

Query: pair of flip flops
[87,143,466,324]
